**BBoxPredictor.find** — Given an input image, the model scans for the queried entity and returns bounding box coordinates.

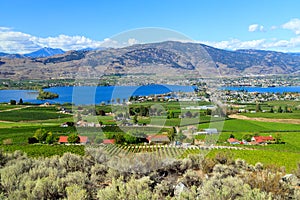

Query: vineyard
[101,144,212,159]
[0,144,84,157]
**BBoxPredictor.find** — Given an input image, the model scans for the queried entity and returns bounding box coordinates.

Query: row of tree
[28,129,80,144]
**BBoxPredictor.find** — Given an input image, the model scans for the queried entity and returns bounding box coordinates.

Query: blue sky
[1,0,300,53]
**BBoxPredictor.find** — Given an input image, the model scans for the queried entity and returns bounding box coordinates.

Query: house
[102,139,116,145]
[227,138,241,145]
[203,128,218,134]
[60,122,69,127]
[76,120,99,127]
[193,131,207,135]
[58,135,89,145]
[251,135,274,144]
[194,128,219,135]
[146,134,170,144]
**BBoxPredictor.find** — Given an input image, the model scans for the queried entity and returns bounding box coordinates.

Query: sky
[1,0,300,53]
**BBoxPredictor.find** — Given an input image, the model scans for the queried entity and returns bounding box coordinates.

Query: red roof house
[58,136,68,143]
[251,135,274,144]
[78,136,89,144]
[227,138,241,145]
[102,139,116,145]
[58,135,89,145]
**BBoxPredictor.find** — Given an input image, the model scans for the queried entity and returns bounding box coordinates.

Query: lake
[1,85,299,105]
[0,85,195,105]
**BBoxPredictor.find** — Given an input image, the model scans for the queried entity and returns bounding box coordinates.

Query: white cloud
[202,36,300,52]
[2,24,300,54]
[0,27,12,31]
[282,18,300,34]
[0,27,121,54]
[127,38,138,46]
[248,24,265,32]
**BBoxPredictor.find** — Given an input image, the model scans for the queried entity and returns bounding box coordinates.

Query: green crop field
[198,119,300,132]
[0,104,22,111]
[0,106,70,122]
[0,144,84,157]
[0,125,76,144]
[0,100,299,174]
[241,111,300,119]
[216,131,300,153]
[207,149,300,173]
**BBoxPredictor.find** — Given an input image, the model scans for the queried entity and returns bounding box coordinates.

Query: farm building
[147,134,170,144]
[58,136,89,145]
[227,138,241,145]
[194,128,219,135]
[251,135,274,144]
[102,139,116,145]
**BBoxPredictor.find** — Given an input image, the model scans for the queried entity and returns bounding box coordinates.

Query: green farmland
[0,102,299,172]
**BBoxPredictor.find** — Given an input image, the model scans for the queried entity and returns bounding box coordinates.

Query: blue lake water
[0,85,195,105]
[1,85,299,105]
[222,86,300,93]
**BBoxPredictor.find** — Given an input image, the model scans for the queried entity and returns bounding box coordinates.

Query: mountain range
[0,47,65,59]
[0,41,299,79]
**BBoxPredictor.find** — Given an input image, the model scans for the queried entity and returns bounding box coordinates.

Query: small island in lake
[37,89,59,100]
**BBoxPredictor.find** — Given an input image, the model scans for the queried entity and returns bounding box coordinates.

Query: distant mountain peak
[24,47,65,58]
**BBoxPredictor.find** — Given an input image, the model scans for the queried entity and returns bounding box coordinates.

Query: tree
[68,133,80,144]
[167,111,174,119]
[28,137,38,144]
[140,106,149,117]
[45,132,56,144]
[34,128,48,143]
[10,99,16,105]
[133,115,138,124]
[168,127,177,141]
[77,113,82,121]
[284,106,289,113]
[256,103,262,112]
[185,111,193,118]
[97,109,106,116]
[206,109,212,115]
[18,98,23,105]
[274,133,283,144]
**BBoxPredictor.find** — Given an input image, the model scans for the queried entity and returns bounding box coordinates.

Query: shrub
[2,138,12,145]
[28,137,39,144]
[67,133,80,144]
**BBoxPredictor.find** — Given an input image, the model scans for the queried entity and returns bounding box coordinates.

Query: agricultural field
[0,104,22,111]
[0,101,299,173]
[207,149,300,173]
[0,106,71,122]
[198,119,300,132]
[241,110,300,119]
[0,144,84,157]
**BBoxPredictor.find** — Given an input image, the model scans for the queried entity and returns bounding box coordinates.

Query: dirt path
[0,105,32,113]
[229,114,300,124]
